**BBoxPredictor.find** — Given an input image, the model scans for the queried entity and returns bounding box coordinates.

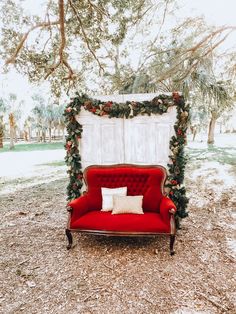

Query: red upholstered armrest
[159,196,176,222]
[68,194,90,221]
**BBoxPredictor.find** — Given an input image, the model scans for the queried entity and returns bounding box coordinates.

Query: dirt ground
[0,152,236,313]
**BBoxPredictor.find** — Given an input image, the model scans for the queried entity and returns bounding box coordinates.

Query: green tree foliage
[107,17,235,143]
[0,98,7,148]
[31,93,66,141]
[0,93,24,149]
[0,0,158,96]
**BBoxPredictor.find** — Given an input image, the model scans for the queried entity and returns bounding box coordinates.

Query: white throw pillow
[101,187,127,211]
[112,195,144,215]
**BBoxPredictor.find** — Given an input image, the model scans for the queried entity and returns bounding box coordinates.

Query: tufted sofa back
[84,164,167,212]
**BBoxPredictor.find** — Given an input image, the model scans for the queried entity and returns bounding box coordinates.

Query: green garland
[64,92,190,219]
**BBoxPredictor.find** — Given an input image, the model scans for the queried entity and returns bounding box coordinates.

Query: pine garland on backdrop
[64,92,190,220]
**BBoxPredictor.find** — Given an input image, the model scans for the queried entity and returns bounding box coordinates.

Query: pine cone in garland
[84,101,93,110]
[151,97,163,106]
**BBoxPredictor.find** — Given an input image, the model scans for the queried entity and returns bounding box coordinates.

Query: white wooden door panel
[123,110,176,166]
[76,96,177,169]
[77,108,124,169]
[155,123,170,164]
[127,122,148,163]
[80,121,101,166]
[100,121,124,164]
[124,118,155,164]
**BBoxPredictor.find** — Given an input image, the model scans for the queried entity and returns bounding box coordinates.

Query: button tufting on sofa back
[96,173,149,195]
[84,165,166,212]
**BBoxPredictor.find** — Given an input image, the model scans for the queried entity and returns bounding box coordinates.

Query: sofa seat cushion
[70,211,170,233]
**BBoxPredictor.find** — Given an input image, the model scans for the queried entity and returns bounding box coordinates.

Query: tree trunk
[9,113,15,150]
[48,122,52,143]
[28,127,31,142]
[42,130,46,142]
[0,118,4,148]
[9,126,15,149]
[191,125,197,141]
[53,127,57,140]
[62,127,65,141]
[24,131,28,141]
[219,122,223,134]
[14,126,18,143]
[37,130,41,142]
[207,114,218,144]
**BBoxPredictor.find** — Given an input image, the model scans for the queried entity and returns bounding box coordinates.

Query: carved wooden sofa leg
[65,229,73,250]
[169,208,176,256]
[170,235,175,256]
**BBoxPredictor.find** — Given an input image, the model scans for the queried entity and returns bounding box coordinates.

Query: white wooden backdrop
[76,93,177,169]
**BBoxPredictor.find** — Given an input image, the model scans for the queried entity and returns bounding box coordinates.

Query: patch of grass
[0,177,36,192]
[37,161,65,167]
[0,142,64,153]
[186,145,236,166]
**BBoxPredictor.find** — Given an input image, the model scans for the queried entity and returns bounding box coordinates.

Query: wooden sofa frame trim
[66,164,176,255]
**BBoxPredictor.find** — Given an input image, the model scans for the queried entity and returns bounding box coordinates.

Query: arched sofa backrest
[84,164,167,212]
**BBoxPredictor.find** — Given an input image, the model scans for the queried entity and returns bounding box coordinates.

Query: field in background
[0,141,66,195]
[186,133,236,184]
[0,141,64,153]
[0,134,236,196]
[187,133,236,166]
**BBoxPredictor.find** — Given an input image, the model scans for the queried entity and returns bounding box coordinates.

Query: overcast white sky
[181,0,235,25]
[21,0,236,26]
[0,0,235,111]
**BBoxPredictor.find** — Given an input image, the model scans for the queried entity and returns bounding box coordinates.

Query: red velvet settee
[66,164,177,255]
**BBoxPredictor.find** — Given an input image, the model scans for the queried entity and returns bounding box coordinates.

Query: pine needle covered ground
[0,136,235,314]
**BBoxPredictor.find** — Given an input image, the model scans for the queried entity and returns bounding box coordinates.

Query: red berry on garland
[106,101,113,107]
[84,100,92,110]
[103,102,112,113]
[172,91,180,101]
[72,183,78,190]
[177,129,182,136]
[77,174,83,180]
[170,180,177,185]
[66,107,72,112]
[66,141,72,151]
[169,191,174,195]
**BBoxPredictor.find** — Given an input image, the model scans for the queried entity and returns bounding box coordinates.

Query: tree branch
[87,0,109,18]
[5,21,60,65]
[173,30,234,83]
[137,26,236,76]
[186,26,236,54]
[151,0,170,45]
[68,0,104,74]
[45,0,75,80]
[59,0,66,60]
